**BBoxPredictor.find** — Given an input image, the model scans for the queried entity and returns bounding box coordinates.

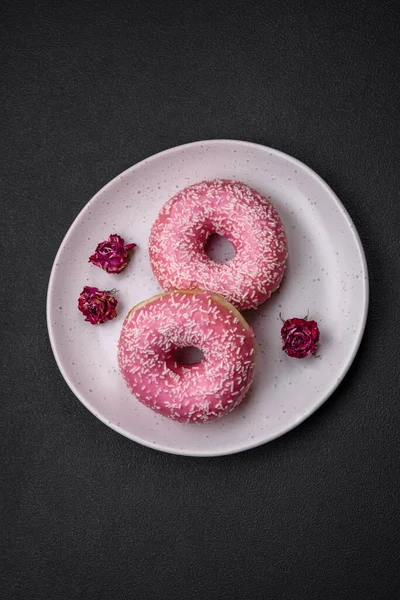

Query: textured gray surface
[1,0,399,598]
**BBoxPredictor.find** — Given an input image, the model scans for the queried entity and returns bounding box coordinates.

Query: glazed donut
[149,179,287,311]
[118,290,256,423]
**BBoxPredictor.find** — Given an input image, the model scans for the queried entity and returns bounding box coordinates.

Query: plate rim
[46,139,369,456]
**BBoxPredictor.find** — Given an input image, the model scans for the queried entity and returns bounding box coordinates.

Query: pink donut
[149,179,288,311]
[118,290,256,423]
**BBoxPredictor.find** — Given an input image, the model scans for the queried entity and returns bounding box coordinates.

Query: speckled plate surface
[47,140,368,456]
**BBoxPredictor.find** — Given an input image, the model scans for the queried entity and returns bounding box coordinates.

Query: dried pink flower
[281,317,320,358]
[89,234,136,274]
[78,286,118,325]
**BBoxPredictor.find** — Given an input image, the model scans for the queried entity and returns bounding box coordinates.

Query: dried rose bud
[78,286,118,325]
[89,234,136,274]
[281,317,320,358]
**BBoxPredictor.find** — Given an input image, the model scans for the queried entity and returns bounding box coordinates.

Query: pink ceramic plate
[47,140,368,456]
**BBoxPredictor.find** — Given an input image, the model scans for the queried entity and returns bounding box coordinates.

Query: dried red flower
[89,234,136,274]
[78,286,118,325]
[281,316,320,358]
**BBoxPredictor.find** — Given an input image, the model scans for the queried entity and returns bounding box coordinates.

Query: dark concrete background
[1,1,399,598]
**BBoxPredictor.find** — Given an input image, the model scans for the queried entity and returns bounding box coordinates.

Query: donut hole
[175,346,205,365]
[204,233,236,264]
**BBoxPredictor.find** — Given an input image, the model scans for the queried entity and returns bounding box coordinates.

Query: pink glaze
[118,291,256,423]
[149,179,288,311]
